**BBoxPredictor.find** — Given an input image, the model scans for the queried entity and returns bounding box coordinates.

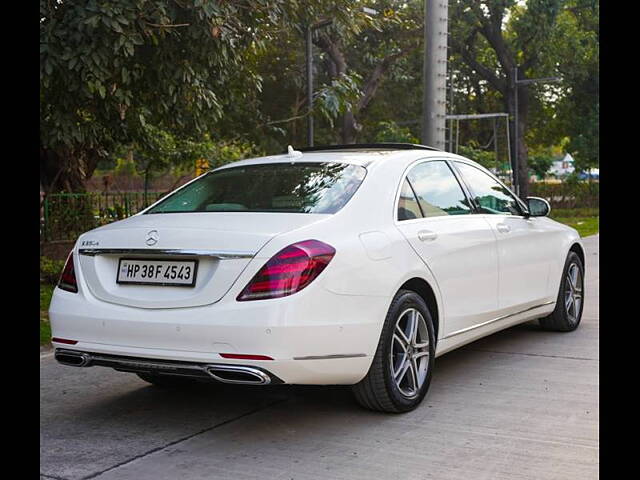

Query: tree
[450,0,565,196]
[313,1,423,144]
[40,0,300,192]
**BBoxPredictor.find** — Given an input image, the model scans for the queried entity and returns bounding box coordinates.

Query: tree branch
[457,29,506,93]
[357,46,417,112]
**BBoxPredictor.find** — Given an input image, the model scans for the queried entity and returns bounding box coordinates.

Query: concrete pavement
[40,234,598,480]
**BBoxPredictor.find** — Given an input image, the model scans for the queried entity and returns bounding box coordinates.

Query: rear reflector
[219,353,274,361]
[237,239,335,301]
[51,337,78,345]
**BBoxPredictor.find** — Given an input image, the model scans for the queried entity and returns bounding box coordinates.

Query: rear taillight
[58,251,78,293]
[237,239,335,301]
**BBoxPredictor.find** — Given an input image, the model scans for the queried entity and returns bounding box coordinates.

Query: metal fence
[41,191,166,242]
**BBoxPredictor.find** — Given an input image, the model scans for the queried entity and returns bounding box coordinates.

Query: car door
[394,159,499,337]
[452,161,554,313]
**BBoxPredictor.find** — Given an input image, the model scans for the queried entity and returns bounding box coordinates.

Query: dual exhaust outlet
[54,349,272,385]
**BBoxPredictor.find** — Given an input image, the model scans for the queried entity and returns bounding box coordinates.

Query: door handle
[496,223,511,233]
[417,230,438,242]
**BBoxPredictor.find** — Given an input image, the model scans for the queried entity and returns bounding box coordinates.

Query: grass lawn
[40,284,54,346]
[550,207,599,238]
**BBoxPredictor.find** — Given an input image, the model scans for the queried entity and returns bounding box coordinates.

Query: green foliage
[40,0,598,195]
[40,257,65,285]
[457,143,501,170]
[315,74,363,128]
[528,155,555,179]
[114,157,138,176]
[207,140,263,169]
[529,181,599,209]
[40,316,52,345]
[374,121,419,144]
[43,192,165,242]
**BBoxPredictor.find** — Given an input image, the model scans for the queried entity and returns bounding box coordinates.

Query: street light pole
[512,66,561,196]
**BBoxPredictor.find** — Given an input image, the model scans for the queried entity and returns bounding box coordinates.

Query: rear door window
[404,161,472,217]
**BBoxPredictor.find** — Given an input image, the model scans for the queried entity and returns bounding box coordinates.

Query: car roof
[215,146,454,170]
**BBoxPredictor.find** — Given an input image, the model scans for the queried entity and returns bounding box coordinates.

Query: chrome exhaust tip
[205,365,271,385]
[55,349,91,367]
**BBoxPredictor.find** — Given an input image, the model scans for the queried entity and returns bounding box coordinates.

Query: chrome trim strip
[54,349,273,385]
[293,353,367,360]
[78,248,254,259]
[442,301,556,340]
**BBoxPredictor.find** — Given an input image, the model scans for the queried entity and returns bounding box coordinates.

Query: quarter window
[454,162,522,215]
[404,161,471,217]
[398,179,422,220]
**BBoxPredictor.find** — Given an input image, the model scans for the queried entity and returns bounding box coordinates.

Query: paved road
[41,235,599,480]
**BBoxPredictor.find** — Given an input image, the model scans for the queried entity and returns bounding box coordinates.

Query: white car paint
[49,147,583,385]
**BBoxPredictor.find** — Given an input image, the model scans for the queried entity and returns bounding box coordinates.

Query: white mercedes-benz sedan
[50,144,584,413]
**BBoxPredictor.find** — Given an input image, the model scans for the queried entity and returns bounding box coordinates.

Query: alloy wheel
[564,262,583,323]
[390,308,430,398]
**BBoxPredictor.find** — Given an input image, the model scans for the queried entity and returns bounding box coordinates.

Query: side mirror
[526,197,551,217]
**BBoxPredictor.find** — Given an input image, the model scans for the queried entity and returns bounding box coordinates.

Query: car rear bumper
[52,343,373,385]
[49,285,387,385]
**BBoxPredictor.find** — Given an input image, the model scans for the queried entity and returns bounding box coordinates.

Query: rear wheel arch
[398,277,440,342]
[569,242,585,270]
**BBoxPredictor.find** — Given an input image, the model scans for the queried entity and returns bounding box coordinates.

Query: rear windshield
[146,162,367,215]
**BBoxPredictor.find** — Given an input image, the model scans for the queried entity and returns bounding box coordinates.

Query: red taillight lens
[237,239,335,301]
[58,251,78,293]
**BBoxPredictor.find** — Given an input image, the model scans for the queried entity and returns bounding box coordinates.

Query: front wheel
[352,289,435,413]
[539,251,584,332]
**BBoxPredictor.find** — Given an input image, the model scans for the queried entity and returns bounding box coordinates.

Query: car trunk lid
[77,212,329,309]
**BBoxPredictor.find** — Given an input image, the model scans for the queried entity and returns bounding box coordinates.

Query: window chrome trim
[78,248,254,259]
[442,301,556,340]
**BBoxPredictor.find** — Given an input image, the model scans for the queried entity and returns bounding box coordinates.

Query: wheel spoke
[394,354,410,382]
[406,358,418,392]
[395,325,410,347]
[565,294,574,312]
[413,350,430,360]
[409,311,420,346]
[571,264,579,290]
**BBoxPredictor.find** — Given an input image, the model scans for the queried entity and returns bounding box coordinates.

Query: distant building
[548,153,575,177]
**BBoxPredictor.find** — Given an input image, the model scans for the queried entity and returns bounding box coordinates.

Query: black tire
[136,373,200,388]
[539,251,584,332]
[352,289,436,413]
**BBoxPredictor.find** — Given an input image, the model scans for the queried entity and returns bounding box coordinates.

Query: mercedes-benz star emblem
[145,230,159,246]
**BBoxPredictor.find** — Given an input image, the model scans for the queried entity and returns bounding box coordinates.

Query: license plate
[117,258,198,287]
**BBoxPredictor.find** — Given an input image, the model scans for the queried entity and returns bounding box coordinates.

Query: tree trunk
[40,147,98,193]
[341,111,358,144]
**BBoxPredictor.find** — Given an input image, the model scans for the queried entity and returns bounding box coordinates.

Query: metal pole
[513,66,519,195]
[422,0,448,149]
[505,113,512,187]
[306,25,314,147]
[448,70,454,152]
[493,117,498,174]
